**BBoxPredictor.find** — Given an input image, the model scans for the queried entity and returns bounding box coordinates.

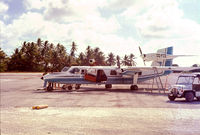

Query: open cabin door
[84,69,107,83]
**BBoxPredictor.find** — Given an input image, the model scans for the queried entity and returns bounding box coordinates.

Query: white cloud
[1,0,200,67]
[1,3,121,55]
[117,0,200,66]
[0,1,8,14]
[0,1,9,21]
[24,0,44,10]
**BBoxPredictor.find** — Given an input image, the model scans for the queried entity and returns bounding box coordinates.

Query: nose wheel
[130,85,138,90]
[47,83,53,91]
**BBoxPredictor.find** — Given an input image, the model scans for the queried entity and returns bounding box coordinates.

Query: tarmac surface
[1,73,200,135]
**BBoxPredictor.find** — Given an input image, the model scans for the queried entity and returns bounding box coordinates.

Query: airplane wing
[124,66,200,75]
[121,66,172,76]
[124,66,172,71]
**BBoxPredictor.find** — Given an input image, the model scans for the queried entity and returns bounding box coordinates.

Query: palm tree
[94,47,106,66]
[122,55,129,66]
[129,53,136,66]
[70,41,77,57]
[21,41,27,53]
[8,48,24,71]
[106,52,116,66]
[0,48,8,72]
[37,38,42,47]
[116,55,121,68]
[77,52,85,65]
[85,46,94,65]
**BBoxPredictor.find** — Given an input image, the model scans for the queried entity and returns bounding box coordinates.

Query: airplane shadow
[34,87,167,97]
[166,100,200,105]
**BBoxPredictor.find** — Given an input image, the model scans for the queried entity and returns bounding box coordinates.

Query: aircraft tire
[197,97,200,101]
[130,85,138,90]
[62,85,67,90]
[105,84,112,89]
[75,84,80,90]
[185,92,194,102]
[68,85,73,90]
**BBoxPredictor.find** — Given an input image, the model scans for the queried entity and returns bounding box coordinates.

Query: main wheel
[185,92,194,102]
[62,85,67,90]
[196,97,200,101]
[168,94,176,101]
[105,84,112,89]
[75,84,80,90]
[130,85,138,90]
[68,85,73,90]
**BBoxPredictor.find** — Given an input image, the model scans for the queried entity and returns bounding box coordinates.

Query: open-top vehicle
[168,73,200,102]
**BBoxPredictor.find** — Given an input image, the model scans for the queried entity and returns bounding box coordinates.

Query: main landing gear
[130,85,138,90]
[47,83,53,91]
[62,84,81,91]
[105,84,112,89]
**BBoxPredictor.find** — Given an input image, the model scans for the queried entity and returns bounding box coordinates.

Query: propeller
[139,46,146,66]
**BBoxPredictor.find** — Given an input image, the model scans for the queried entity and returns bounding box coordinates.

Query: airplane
[42,46,199,91]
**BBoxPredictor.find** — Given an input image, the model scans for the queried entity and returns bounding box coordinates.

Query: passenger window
[81,69,85,74]
[69,68,80,74]
[110,70,117,75]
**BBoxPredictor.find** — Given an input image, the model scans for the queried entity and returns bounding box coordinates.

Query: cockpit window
[61,67,70,72]
[69,68,80,74]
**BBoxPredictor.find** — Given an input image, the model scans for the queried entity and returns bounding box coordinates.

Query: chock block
[32,105,48,110]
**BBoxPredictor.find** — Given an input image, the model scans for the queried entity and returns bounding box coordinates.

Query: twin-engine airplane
[42,46,198,91]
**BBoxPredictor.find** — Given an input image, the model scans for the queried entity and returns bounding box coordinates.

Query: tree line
[0,38,136,72]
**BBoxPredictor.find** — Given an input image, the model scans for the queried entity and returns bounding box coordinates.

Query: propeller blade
[139,46,146,66]
[139,46,143,55]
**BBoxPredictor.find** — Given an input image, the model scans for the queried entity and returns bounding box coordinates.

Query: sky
[0,0,200,66]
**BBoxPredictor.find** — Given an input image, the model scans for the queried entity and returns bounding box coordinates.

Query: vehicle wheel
[75,84,80,90]
[68,85,73,90]
[130,85,138,90]
[196,97,200,101]
[185,92,194,102]
[105,84,112,89]
[168,94,176,101]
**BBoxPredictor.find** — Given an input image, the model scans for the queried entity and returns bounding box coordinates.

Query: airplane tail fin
[164,46,173,66]
[151,46,173,66]
[140,46,194,67]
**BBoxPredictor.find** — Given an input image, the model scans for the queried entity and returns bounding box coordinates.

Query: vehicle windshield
[176,76,194,85]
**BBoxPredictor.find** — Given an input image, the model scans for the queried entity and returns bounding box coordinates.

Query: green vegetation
[1,38,137,72]
[0,48,9,72]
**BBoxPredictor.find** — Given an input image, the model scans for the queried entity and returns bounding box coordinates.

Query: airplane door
[96,70,107,82]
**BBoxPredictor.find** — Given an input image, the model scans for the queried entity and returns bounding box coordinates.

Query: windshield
[61,67,70,72]
[176,76,194,85]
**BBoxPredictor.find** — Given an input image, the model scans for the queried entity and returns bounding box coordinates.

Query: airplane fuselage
[43,66,171,88]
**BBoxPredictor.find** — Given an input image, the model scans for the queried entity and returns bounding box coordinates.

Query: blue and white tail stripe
[165,46,173,66]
